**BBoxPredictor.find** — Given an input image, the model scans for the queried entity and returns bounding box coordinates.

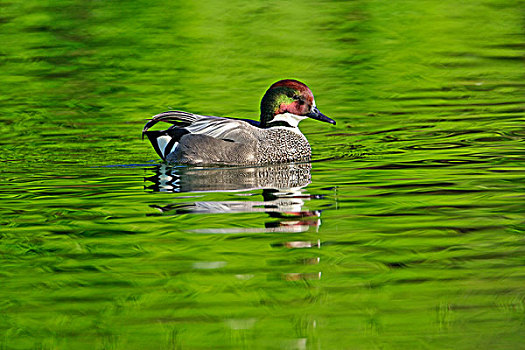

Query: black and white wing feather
[143,110,257,140]
[142,110,260,161]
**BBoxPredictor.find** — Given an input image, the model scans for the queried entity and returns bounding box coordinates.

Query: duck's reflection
[145,163,312,193]
[145,163,323,289]
[145,163,322,233]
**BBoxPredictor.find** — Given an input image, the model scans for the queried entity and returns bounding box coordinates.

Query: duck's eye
[298,99,304,105]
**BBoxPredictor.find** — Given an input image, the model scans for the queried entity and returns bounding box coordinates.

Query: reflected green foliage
[0,0,524,349]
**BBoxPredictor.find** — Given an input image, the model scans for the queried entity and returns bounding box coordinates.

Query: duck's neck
[261,112,305,128]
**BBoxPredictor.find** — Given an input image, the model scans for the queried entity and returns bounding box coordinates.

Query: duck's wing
[142,110,259,140]
[142,111,212,137]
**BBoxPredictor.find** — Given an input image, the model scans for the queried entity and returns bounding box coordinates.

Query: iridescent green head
[260,79,335,128]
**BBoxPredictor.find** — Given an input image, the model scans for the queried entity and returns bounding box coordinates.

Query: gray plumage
[142,79,335,166]
[145,111,312,166]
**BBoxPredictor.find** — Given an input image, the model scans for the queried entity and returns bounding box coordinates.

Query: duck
[142,79,335,165]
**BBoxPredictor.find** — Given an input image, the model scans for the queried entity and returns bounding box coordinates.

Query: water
[1,0,524,349]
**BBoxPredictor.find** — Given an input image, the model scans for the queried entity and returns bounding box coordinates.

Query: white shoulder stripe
[186,120,240,138]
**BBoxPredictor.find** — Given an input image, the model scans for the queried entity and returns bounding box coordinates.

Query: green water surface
[0,0,524,349]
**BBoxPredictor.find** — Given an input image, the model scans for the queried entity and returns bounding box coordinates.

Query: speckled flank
[166,126,311,165]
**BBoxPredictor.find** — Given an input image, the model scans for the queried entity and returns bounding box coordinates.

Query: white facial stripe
[271,112,306,127]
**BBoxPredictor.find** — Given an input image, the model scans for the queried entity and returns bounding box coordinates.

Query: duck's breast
[256,128,311,164]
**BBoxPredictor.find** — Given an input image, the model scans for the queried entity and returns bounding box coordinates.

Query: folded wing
[142,110,260,161]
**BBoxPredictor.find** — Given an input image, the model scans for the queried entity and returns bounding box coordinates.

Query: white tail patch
[167,142,179,157]
[156,135,178,158]
[156,135,172,155]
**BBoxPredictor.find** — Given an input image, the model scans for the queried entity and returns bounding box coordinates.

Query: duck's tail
[144,128,189,161]
[143,111,199,161]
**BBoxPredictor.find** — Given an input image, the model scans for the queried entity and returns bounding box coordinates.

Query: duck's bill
[306,107,336,125]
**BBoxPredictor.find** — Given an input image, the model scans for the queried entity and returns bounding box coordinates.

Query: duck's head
[260,79,336,128]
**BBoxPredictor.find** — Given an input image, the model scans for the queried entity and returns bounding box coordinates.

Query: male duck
[142,79,335,165]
